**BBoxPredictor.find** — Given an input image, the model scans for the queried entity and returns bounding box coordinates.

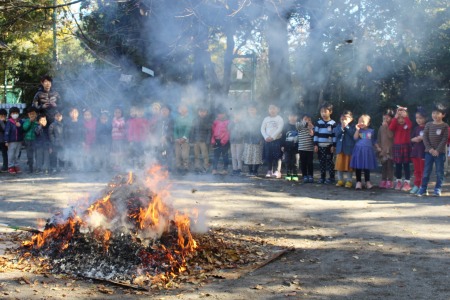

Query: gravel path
[0,170,449,299]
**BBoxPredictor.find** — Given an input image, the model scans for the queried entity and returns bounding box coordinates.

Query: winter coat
[32,85,60,121]
[4,118,24,143]
[173,115,192,141]
[282,122,299,152]
[96,121,112,147]
[334,122,356,155]
[127,117,149,142]
[34,124,50,147]
[49,120,64,147]
[0,120,5,143]
[389,117,412,145]
[211,118,230,145]
[65,120,85,147]
[22,119,38,141]
[190,116,211,143]
[84,118,97,147]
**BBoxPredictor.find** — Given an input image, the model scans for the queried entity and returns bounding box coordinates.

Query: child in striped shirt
[298,114,315,183]
[314,102,337,184]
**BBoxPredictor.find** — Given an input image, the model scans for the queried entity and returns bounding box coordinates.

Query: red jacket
[388,116,412,145]
[211,119,230,145]
[127,117,149,142]
[84,118,97,147]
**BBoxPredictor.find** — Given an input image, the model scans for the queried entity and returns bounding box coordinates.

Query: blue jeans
[421,153,445,191]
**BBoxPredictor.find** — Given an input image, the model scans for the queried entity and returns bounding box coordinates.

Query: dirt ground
[1,169,449,300]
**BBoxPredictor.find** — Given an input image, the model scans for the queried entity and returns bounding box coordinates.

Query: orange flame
[25,215,83,251]
[174,212,197,252]
[86,192,115,219]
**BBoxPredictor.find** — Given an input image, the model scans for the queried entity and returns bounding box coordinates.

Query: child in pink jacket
[211,106,230,175]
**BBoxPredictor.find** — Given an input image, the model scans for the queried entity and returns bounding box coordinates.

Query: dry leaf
[98,286,114,294]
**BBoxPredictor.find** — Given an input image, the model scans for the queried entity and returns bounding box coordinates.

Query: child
[64,107,84,172]
[242,102,263,176]
[447,128,450,176]
[148,102,161,133]
[147,102,161,154]
[0,109,8,172]
[111,107,126,171]
[261,104,284,178]
[229,110,245,176]
[96,111,112,171]
[281,111,299,181]
[375,109,395,189]
[314,102,337,184]
[389,106,412,191]
[409,107,427,194]
[173,104,192,174]
[350,114,378,189]
[127,106,149,169]
[4,107,23,174]
[190,107,211,174]
[34,115,50,174]
[22,107,38,173]
[157,104,174,171]
[333,110,356,188]
[83,109,97,171]
[48,111,64,173]
[298,114,315,183]
[211,106,230,175]
[417,103,449,197]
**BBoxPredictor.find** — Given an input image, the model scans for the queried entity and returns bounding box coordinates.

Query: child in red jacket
[127,106,149,169]
[211,106,230,175]
[388,106,412,191]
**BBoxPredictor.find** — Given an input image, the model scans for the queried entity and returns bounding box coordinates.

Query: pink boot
[385,181,393,189]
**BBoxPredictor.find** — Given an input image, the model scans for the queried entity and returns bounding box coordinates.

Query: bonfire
[22,166,199,285]
[11,165,286,290]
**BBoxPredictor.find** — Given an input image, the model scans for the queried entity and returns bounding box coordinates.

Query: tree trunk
[265,11,293,108]
[191,18,209,102]
[221,26,235,96]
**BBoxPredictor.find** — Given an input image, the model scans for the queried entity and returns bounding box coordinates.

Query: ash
[50,229,180,282]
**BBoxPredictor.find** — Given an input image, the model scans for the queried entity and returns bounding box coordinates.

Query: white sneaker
[265,171,272,178]
[273,171,281,179]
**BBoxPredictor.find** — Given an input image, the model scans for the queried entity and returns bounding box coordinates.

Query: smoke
[43,1,446,219]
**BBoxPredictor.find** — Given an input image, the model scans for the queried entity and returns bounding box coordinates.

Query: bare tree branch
[13,0,85,10]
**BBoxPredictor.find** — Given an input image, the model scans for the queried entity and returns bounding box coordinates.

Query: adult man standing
[32,74,61,124]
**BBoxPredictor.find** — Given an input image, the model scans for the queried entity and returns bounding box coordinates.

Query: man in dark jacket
[32,75,61,124]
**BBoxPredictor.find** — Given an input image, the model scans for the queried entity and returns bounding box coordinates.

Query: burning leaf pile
[12,167,283,290]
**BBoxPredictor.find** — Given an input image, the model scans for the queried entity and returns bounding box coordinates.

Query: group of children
[1,92,449,197]
[275,102,449,197]
[230,100,447,197]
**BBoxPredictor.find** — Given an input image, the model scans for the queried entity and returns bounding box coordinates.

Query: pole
[52,0,58,65]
